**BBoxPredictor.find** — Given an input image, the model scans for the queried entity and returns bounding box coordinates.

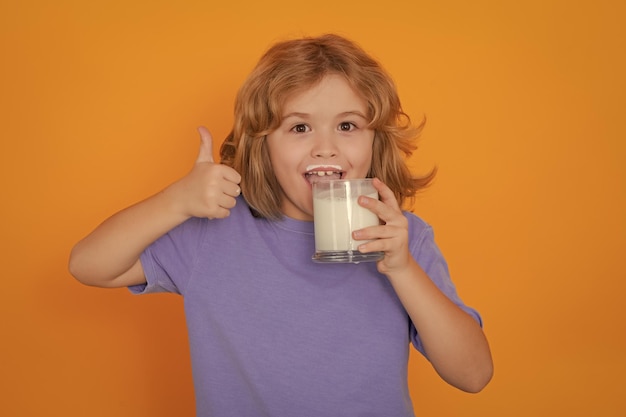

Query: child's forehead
[277,75,368,113]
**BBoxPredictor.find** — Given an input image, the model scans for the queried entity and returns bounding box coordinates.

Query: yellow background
[1,0,625,415]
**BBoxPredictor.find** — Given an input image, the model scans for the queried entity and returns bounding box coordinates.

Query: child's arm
[354,178,494,393]
[68,127,241,288]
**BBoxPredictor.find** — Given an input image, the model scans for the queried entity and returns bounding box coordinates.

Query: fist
[175,127,242,219]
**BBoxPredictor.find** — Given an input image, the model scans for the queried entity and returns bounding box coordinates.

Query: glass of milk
[311,179,384,263]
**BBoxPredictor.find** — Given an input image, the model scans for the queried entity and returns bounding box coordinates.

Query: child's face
[266,74,374,221]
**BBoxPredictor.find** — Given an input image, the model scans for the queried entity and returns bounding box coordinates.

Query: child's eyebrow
[339,111,368,119]
[282,112,310,119]
[282,111,367,119]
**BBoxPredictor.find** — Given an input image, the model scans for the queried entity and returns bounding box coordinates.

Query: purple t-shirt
[133,196,481,416]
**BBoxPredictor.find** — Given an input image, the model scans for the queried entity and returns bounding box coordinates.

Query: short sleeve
[128,217,207,296]
[407,215,483,356]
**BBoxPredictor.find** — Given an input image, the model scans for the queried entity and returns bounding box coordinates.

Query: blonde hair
[220,33,436,219]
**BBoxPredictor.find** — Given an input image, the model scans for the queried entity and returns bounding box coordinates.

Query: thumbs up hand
[170,126,242,220]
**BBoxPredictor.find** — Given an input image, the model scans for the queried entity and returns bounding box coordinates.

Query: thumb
[196,126,215,163]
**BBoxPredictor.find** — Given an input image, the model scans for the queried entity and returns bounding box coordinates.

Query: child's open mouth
[304,165,344,184]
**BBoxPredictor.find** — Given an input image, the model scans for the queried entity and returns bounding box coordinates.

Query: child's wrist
[161,180,193,221]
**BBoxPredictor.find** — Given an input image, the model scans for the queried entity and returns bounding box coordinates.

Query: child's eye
[291,124,309,133]
[339,122,356,131]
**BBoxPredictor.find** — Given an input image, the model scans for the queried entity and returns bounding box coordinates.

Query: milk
[311,179,384,263]
[313,191,379,251]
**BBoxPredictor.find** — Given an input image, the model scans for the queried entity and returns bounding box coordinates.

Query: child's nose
[311,132,338,158]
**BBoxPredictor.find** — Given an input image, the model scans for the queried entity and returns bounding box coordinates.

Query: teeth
[311,171,338,176]
[306,164,342,173]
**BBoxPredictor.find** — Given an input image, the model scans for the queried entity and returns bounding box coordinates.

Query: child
[69,33,492,416]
